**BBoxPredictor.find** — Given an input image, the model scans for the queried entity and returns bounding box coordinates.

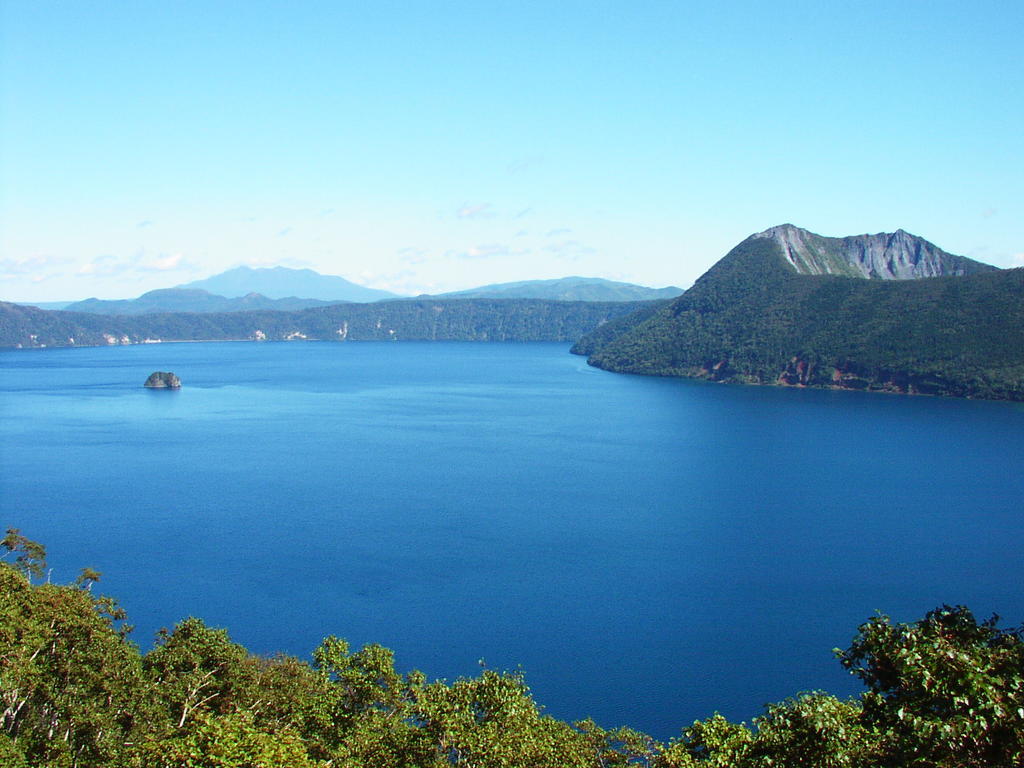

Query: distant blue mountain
[430,276,683,302]
[179,266,401,302]
[39,270,682,316]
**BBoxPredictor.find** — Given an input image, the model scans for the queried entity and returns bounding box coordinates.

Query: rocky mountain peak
[750,224,997,280]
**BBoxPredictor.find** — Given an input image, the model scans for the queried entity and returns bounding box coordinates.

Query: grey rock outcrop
[144,371,181,388]
[752,224,998,279]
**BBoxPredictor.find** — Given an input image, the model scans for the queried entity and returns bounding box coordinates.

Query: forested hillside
[0,299,647,349]
[61,288,344,315]
[574,233,1024,401]
[432,277,683,302]
[2,530,1023,767]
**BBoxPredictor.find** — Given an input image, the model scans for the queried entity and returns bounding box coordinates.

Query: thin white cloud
[546,228,572,237]
[77,254,130,277]
[507,156,543,174]
[447,243,531,260]
[277,227,293,237]
[1011,253,1024,267]
[544,239,596,259]
[355,269,419,295]
[456,203,494,219]
[139,252,196,273]
[77,250,200,278]
[237,256,314,269]
[397,247,430,265]
[0,253,71,278]
[457,244,510,260]
[137,219,155,228]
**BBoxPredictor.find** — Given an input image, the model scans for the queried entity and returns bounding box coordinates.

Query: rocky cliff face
[144,371,181,388]
[751,224,997,279]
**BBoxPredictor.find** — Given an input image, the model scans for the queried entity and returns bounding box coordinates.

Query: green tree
[837,605,1024,767]
[136,709,323,768]
[412,668,637,767]
[143,618,256,730]
[655,713,754,767]
[743,693,878,767]
[311,636,437,765]
[0,548,156,767]
[1,528,47,581]
[246,654,338,759]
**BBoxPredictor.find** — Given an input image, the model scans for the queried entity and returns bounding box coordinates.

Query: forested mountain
[3,530,1023,767]
[178,265,401,301]
[430,277,683,302]
[574,227,1024,400]
[63,288,344,315]
[0,298,648,348]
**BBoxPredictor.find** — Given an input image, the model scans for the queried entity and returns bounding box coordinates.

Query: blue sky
[2,0,1021,301]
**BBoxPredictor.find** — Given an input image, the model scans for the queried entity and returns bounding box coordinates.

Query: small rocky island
[144,371,181,388]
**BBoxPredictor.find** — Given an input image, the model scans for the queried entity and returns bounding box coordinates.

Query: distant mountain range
[573,224,1022,400]
[41,269,680,315]
[431,277,683,302]
[178,266,401,302]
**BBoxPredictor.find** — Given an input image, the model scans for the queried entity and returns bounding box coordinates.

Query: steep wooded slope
[573,229,1023,400]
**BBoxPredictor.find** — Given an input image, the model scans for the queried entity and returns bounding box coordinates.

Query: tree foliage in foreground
[2,530,1023,767]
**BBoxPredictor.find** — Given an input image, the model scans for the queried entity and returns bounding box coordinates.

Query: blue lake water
[2,340,1023,739]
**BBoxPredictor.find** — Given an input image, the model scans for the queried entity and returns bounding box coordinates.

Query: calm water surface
[2,341,1022,738]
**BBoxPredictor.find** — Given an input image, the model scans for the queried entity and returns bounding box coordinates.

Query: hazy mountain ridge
[36,269,680,314]
[574,226,1023,400]
[429,276,683,302]
[178,266,401,302]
